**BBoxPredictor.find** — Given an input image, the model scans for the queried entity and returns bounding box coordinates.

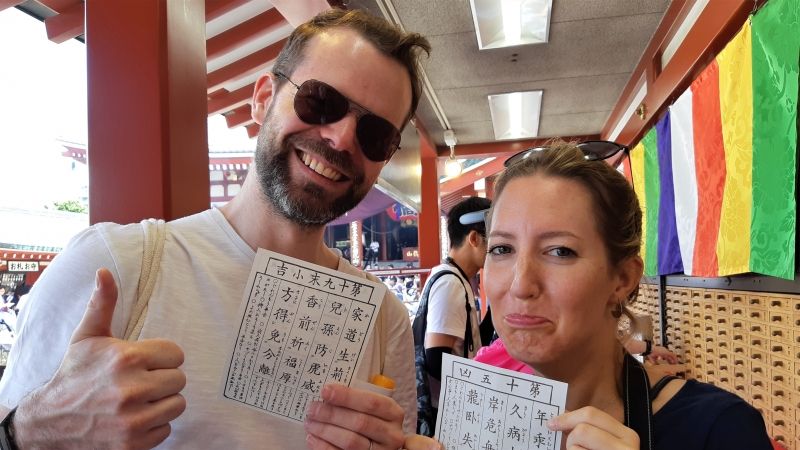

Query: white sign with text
[436,354,568,450]
[222,249,385,423]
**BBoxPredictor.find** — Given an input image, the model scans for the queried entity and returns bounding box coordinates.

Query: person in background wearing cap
[0,9,445,450]
[412,196,491,434]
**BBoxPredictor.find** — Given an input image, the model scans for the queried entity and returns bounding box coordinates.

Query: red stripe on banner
[622,154,633,183]
[690,61,726,276]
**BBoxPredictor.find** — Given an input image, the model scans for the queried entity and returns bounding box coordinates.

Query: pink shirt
[473,338,534,375]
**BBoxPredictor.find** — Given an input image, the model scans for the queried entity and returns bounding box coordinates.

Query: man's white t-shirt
[424,262,481,406]
[0,208,416,447]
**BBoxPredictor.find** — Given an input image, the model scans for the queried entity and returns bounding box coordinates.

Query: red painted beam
[245,123,260,138]
[439,157,508,196]
[224,104,254,128]
[437,134,600,158]
[270,0,329,27]
[38,0,80,12]
[603,0,753,146]
[206,37,287,93]
[0,1,24,13]
[413,118,438,159]
[206,0,251,21]
[207,83,254,115]
[207,8,286,62]
[44,1,84,43]
[416,118,441,273]
[0,249,58,260]
[86,0,209,224]
[209,155,253,165]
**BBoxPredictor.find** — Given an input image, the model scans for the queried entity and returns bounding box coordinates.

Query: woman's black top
[653,379,772,449]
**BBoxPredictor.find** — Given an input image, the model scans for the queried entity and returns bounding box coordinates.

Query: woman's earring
[611,301,623,319]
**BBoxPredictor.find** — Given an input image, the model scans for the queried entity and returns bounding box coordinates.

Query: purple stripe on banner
[656,112,684,274]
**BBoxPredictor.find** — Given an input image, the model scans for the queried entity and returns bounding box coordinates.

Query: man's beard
[254,121,370,227]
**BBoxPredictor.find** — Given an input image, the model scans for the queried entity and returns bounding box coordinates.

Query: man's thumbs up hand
[70,269,118,343]
[13,268,187,450]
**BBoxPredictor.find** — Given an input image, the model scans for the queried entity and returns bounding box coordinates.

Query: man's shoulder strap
[123,219,167,341]
[411,269,460,344]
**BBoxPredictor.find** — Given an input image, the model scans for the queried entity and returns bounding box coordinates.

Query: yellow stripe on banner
[631,142,648,263]
[716,22,753,275]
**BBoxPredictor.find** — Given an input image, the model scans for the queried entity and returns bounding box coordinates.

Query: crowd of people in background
[0,284,27,361]
[380,274,422,318]
[0,285,25,331]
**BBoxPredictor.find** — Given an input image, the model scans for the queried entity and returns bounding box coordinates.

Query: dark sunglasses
[504,140,629,168]
[275,72,402,162]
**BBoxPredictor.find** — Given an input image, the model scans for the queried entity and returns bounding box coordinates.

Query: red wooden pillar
[379,212,388,262]
[86,0,209,224]
[416,122,441,284]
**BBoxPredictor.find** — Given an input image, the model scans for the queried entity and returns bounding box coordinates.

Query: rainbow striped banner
[632,0,799,279]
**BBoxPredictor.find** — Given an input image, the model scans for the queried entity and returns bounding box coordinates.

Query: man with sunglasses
[0,9,434,450]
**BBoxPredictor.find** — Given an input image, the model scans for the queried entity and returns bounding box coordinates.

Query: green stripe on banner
[642,128,660,276]
[750,0,800,279]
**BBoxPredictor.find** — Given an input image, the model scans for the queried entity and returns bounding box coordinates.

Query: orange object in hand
[370,374,396,390]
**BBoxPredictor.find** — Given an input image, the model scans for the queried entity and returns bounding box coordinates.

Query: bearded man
[0,9,433,450]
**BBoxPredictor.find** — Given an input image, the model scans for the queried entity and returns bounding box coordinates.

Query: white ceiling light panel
[488,90,543,140]
[470,0,553,50]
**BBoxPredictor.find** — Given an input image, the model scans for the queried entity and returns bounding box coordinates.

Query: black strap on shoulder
[412,270,460,353]
[412,269,463,437]
[622,352,654,450]
[650,375,679,399]
[412,268,472,358]
[444,257,475,355]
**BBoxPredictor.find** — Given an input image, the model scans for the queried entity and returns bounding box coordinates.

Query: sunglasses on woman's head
[275,72,402,162]
[504,140,629,168]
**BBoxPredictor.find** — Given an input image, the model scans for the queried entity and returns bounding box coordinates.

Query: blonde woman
[482,143,770,449]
